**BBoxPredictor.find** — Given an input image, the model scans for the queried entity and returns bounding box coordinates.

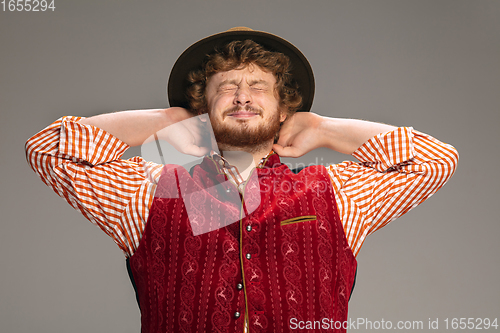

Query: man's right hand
[155,108,214,157]
[78,107,214,156]
[163,107,193,125]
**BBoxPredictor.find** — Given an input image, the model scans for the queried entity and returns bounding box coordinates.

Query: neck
[221,142,273,181]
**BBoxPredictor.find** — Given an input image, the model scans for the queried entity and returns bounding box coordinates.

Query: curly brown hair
[186,39,302,117]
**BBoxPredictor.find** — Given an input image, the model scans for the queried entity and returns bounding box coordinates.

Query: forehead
[208,64,277,86]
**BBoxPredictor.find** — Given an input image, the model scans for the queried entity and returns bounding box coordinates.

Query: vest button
[246,225,252,232]
[234,311,241,318]
[245,253,252,260]
[236,283,243,290]
[226,188,231,193]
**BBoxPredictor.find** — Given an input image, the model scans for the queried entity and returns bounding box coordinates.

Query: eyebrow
[248,79,270,86]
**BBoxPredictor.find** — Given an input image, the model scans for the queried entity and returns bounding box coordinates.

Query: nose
[234,86,252,106]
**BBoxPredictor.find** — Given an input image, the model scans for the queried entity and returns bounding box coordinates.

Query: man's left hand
[273,112,324,158]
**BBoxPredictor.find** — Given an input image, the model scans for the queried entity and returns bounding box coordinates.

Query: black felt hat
[167,27,315,112]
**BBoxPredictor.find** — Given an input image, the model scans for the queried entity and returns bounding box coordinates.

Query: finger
[276,133,289,147]
[272,144,302,158]
[182,145,210,157]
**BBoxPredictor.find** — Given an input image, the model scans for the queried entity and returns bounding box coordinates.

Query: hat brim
[167,29,314,112]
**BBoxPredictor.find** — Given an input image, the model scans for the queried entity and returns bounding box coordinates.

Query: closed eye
[250,85,268,92]
[218,84,238,92]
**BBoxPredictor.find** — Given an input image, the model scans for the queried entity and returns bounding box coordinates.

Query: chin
[218,141,272,154]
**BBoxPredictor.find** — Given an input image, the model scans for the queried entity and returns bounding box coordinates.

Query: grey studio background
[1,1,499,332]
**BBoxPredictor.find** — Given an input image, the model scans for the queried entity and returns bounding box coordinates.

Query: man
[25,28,458,332]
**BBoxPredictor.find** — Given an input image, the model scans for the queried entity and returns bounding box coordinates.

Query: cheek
[213,95,233,108]
[207,97,221,113]
[209,96,233,119]
[264,97,280,112]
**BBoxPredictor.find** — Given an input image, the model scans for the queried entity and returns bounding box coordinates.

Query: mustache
[222,105,263,117]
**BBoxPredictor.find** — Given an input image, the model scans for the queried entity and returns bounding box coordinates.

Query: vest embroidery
[129,154,357,332]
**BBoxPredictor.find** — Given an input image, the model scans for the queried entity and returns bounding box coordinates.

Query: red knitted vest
[129,154,357,332]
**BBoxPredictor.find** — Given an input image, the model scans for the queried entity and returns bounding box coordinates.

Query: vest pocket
[280,215,317,226]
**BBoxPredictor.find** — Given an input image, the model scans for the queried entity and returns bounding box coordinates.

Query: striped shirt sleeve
[328,127,459,256]
[25,116,163,256]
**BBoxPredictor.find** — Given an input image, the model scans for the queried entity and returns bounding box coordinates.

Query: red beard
[210,105,281,153]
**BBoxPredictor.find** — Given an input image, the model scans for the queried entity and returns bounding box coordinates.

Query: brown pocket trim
[280,215,317,226]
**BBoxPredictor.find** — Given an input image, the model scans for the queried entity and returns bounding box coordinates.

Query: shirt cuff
[59,116,130,166]
[352,127,415,172]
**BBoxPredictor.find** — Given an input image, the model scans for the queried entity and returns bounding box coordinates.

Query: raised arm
[332,127,458,256]
[80,107,213,157]
[25,114,165,256]
[78,107,186,144]
[273,112,458,256]
[273,112,397,157]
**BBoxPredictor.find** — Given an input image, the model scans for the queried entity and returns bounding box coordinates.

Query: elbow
[25,134,38,171]
[420,143,459,191]
[444,145,459,181]
[432,144,459,186]
[24,118,66,177]
[25,131,50,173]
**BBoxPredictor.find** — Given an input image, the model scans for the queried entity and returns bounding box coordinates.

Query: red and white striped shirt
[25,116,458,257]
